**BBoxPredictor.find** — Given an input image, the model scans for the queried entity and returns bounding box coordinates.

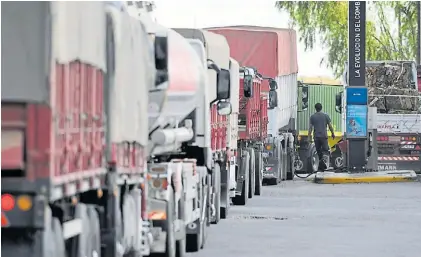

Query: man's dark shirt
[310,111,331,139]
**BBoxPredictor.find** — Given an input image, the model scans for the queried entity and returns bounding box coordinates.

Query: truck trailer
[228,67,269,204]
[2,2,151,257]
[208,26,300,182]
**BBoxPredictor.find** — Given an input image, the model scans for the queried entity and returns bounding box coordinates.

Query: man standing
[308,103,335,171]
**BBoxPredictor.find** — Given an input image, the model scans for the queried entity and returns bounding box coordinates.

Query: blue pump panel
[346,87,368,105]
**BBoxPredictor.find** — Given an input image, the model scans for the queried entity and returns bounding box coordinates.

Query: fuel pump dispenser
[314,1,417,184]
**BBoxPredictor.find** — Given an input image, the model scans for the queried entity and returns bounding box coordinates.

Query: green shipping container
[297,83,343,134]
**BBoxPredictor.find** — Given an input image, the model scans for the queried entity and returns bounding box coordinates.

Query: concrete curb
[313,170,418,184]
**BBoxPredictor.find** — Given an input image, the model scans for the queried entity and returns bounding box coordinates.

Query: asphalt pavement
[189,179,421,257]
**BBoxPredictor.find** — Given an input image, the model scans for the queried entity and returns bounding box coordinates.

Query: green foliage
[275,1,419,77]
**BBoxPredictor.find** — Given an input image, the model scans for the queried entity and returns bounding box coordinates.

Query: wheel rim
[335,156,344,167]
[322,155,330,169]
[295,160,304,170]
[312,152,319,171]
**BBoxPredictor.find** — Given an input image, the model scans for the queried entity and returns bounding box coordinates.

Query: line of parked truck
[1,2,301,257]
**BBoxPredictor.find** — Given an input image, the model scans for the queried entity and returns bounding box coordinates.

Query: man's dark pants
[314,137,330,170]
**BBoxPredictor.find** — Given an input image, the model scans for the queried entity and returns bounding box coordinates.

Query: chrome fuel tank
[148,26,203,131]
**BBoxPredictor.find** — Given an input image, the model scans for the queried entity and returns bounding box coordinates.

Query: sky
[153,1,335,78]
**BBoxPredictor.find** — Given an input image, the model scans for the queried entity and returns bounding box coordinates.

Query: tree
[275,1,419,77]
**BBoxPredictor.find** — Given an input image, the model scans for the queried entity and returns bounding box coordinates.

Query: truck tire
[176,184,186,257]
[220,173,229,219]
[42,207,56,257]
[232,152,249,205]
[123,193,137,251]
[74,203,92,257]
[159,190,177,257]
[220,162,230,219]
[286,151,295,180]
[248,148,255,198]
[52,217,66,257]
[186,231,200,253]
[332,151,344,169]
[307,144,319,173]
[254,151,263,195]
[87,205,101,257]
[267,178,277,186]
[185,173,202,253]
[211,163,221,225]
[201,179,210,250]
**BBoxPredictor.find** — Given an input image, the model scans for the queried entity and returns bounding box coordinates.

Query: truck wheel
[286,152,295,180]
[211,163,221,225]
[73,204,91,257]
[254,152,263,195]
[186,177,201,253]
[307,144,319,173]
[267,178,277,186]
[332,151,344,169]
[201,183,209,250]
[232,152,249,205]
[220,179,229,219]
[165,191,177,257]
[248,149,255,198]
[176,186,186,257]
[52,217,66,257]
[87,205,101,257]
[42,207,56,257]
[123,194,137,251]
[186,231,200,252]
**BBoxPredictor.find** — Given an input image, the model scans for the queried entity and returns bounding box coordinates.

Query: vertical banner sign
[347,1,367,171]
[348,1,366,87]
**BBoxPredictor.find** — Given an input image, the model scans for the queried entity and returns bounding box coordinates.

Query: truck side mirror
[217,100,232,116]
[243,75,253,98]
[216,69,231,100]
[335,92,343,113]
[297,84,309,112]
[154,35,169,86]
[268,90,278,109]
[269,79,278,90]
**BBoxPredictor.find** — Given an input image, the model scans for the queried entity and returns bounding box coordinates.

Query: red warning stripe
[400,141,417,145]
[378,156,420,161]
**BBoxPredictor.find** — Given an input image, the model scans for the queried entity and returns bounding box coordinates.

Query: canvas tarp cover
[1,2,50,102]
[366,62,420,114]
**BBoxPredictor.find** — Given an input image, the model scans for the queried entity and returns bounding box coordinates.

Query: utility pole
[417,1,420,64]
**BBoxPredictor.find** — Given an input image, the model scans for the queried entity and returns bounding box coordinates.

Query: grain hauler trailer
[336,61,421,173]
[2,2,151,257]
[208,26,299,182]
[230,67,269,204]
[174,28,233,224]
